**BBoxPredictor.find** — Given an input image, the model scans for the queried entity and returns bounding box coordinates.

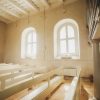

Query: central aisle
[49,80,71,100]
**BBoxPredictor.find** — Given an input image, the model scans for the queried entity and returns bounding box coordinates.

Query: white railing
[63,67,79,76]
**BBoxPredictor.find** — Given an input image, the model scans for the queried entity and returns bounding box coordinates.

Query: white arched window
[21,27,37,59]
[54,19,80,59]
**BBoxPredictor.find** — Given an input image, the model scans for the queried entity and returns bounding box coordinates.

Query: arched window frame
[54,19,80,59]
[21,27,37,59]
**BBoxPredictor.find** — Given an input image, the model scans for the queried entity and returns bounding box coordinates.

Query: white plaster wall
[0,22,6,62]
[4,0,93,77]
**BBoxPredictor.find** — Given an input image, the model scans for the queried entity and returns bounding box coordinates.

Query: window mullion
[68,37,75,39]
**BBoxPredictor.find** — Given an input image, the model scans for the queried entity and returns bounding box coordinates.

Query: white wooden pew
[64,68,81,100]
[0,64,81,100]
[0,64,34,91]
[0,67,63,100]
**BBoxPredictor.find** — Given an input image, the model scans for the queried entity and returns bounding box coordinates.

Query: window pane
[33,32,36,42]
[32,43,36,56]
[60,26,66,39]
[68,39,75,54]
[60,40,67,54]
[26,44,32,57]
[67,25,74,38]
[27,33,32,43]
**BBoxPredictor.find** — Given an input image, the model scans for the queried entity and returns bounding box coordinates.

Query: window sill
[54,56,80,60]
[21,57,36,60]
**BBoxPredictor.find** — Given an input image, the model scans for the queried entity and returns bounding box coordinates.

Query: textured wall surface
[4,0,93,77]
[0,22,6,62]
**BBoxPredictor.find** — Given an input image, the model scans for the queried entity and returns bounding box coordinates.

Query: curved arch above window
[54,19,80,59]
[21,27,37,59]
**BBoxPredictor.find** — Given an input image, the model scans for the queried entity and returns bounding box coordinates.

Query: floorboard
[49,80,71,100]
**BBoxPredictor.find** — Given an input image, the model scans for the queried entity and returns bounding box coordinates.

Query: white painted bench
[0,66,63,100]
[0,64,34,91]
[0,64,81,100]
[64,68,81,100]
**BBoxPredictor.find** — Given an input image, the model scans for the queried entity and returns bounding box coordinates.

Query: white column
[93,39,100,100]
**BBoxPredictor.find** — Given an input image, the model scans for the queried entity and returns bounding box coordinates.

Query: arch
[54,19,80,58]
[21,27,37,59]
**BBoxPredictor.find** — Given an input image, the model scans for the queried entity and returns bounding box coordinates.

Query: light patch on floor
[49,81,71,100]
[80,78,94,100]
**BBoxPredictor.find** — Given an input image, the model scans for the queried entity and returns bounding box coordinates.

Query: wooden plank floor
[80,79,94,100]
[49,78,94,100]
[6,78,94,100]
[48,80,71,100]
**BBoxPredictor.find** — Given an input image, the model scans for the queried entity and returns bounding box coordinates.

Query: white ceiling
[0,0,78,24]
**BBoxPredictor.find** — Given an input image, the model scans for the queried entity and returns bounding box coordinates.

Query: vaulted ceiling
[0,0,78,24]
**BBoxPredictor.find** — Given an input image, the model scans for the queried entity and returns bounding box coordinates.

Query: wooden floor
[48,80,72,100]
[80,78,94,100]
[6,78,94,100]
[48,78,94,100]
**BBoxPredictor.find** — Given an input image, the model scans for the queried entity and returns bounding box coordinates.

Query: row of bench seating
[0,63,81,100]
